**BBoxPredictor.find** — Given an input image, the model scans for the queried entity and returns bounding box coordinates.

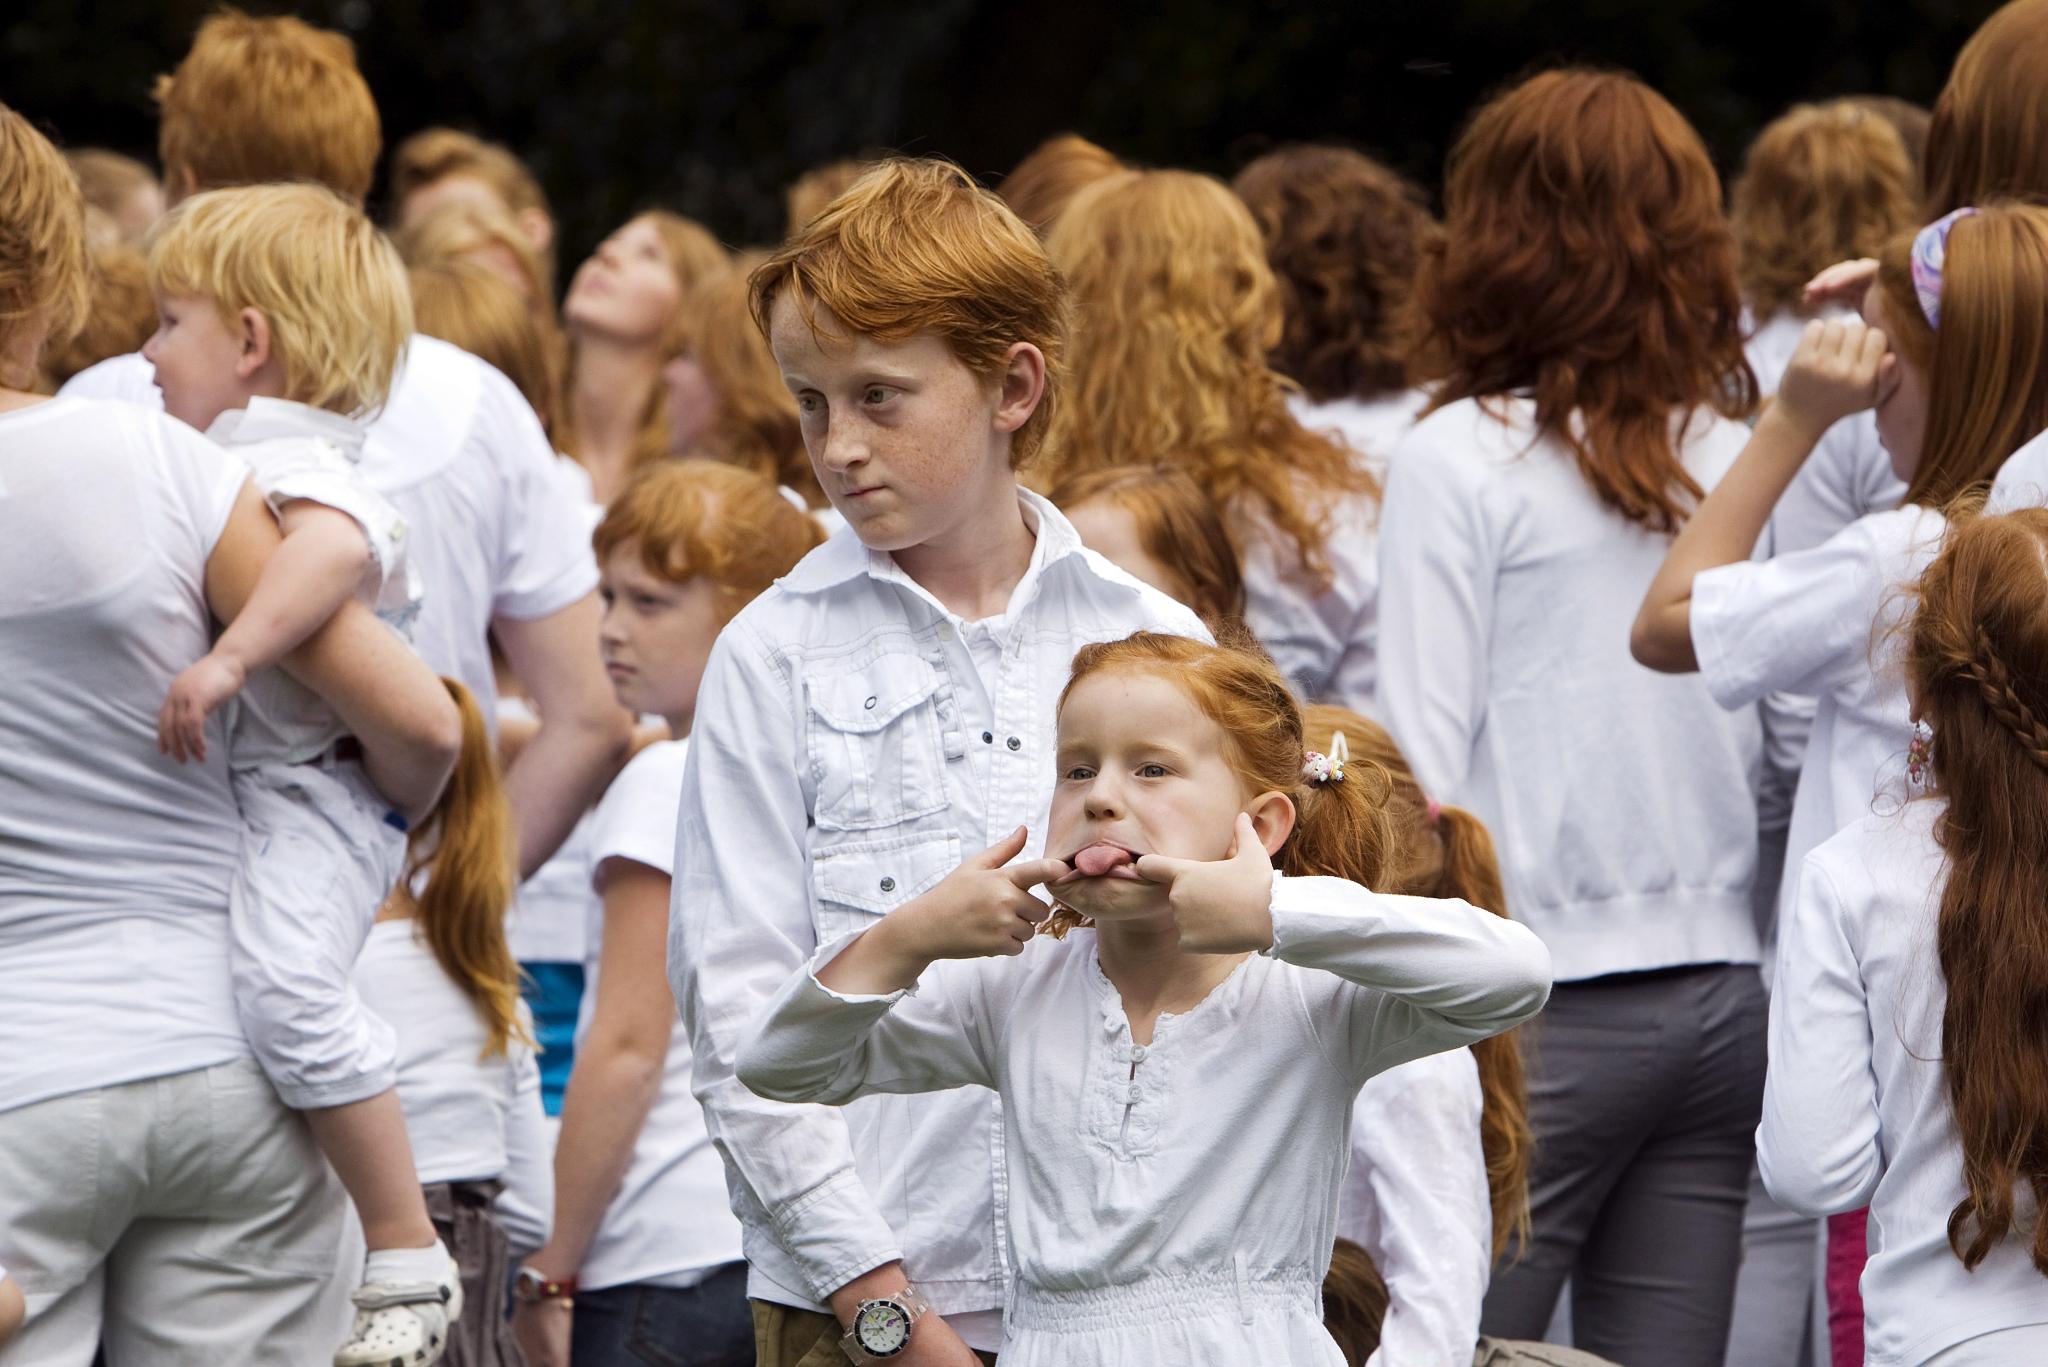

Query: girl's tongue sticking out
[1073,842,1136,878]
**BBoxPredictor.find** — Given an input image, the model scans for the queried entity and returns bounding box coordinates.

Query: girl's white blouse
[738,874,1552,1367]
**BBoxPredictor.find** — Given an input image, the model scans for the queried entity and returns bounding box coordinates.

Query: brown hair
[65,149,160,242]
[0,102,91,380]
[1732,101,1919,319]
[1904,506,2048,1276]
[395,199,557,310]
[1420,68,1756,534]
[1926,0,2048,215]
[38,242,154,390]
[592,459,825,621]
[1046,464,1246,632]
[999,134,1126,237]
[155,9,380,203]
[1232,145,1440,405]
[390,128,549,219]
[409,257,561,437]
[753,159,1070,468]
[1321,1238,1390,1367]
[1847,96,1933,179]
[1041,632,1396,939]
[403,679,530,1058]
[668,261,821,505]
[1302,703,1532,1259]
[785,158,874,236]
[1871,203,2048,509]
[561,210,731,478]
[1042,168,1374,585]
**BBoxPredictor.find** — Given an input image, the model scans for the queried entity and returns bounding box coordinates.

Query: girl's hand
[157,651,248,763]
[1802,257,1879,311]
[1773,317,1889,441]
[1133,813,1278,955]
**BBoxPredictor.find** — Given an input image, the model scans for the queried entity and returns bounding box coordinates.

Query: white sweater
[1759,803,2048,1364]
[1375,396,1762,980]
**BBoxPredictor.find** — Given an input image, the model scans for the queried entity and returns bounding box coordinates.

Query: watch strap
[514,1266,577,1303]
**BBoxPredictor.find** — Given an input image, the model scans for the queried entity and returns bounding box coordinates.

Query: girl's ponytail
[403,678,529,1058]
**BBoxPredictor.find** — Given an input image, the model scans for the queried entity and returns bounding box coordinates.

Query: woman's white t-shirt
[579,739,745,1289]
[0,398,251,1112]
[1375,396,1763,981]
[1760,802,2048,1364]
[1288,389,1431,487]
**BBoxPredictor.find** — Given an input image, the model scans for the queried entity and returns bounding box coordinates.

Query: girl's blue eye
[796,393,822,414]
[1138,763,1167,778]
[1064,766,1096,781]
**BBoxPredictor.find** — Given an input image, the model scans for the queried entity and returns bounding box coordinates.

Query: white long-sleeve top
[354,920,553,1257]
[669,491,1206,1342]
[1374,396,1762,980]
[737,874,1551,1367]
[1339,1049,1491,1367]
[1988,424,2048,512]
[1239,487,1382,713]
[1759,803,2048,1364]
[1289,389,1431,487]
[1690,505,1943,928]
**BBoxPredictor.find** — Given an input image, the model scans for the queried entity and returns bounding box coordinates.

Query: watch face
[855,1301,912,1355]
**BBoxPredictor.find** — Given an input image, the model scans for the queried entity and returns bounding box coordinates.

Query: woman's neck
[570,333,662,502]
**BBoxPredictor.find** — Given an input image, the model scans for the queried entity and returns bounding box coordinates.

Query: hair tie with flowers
[1911,206,1978,330]
[1303,730,1350,786]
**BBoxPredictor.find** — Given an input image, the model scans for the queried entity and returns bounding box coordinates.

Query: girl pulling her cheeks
[738,633,1551,1367]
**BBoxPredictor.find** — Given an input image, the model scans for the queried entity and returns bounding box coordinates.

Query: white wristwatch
[841,1286,932,1362]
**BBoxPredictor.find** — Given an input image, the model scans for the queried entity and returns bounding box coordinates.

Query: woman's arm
[525,859,674,1282]
[1632,320,1888,672]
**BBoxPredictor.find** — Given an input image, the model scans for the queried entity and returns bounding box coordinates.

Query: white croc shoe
[333,1253,464,1367]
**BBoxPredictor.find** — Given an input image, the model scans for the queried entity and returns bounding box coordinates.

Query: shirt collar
[781,487,1090,617]
[206,396,368,459]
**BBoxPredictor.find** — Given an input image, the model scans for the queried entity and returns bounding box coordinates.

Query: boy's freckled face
[142,294,252,432]
[769,294,1006,553]
[597,545,727,722]
[1047,669,1249,923]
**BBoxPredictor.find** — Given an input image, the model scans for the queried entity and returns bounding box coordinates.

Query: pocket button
[879,876,896,893]
[864,696,878,710]
[1006,736,1022,751]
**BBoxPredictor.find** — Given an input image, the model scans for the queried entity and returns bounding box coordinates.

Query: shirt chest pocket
[805,656,951,833]
[811,831,961,943]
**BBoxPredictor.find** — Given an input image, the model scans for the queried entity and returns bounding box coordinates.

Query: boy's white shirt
[668,490,1207,1341]
[204,396,422,767]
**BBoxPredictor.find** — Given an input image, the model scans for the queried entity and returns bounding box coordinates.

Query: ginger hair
[1869,203,2048,510]
[149,183,412,417]
[409,257,561,437]
[999,134,1126,237]
[1047,463,1246,633]
[1232,145,1440,405]
[592,459,825,621]
[668,260,821,506]
[155,9,379,203]
[390,128,549,219]
[1041,631,1396,939]
[1926,0,2048,215]
[1732,101,1919,319]
[1419,68,1756,534]
[65,149,160,244]
[1042,168,1373,586]
[395,199,557,311]
[1302,703,1531,1260]
[785,158,875,236]
[38,242,155,390]
[0,101,91,382]
[750,158,1070,468]
[1904,505,2048,1276]
[403,679,531,1059]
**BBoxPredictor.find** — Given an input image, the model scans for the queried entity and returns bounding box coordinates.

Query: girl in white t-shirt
[1041,169,1382,712]
[1761,508,2048,1366]
[737,632,1551,1367]
[514,461,824,1365]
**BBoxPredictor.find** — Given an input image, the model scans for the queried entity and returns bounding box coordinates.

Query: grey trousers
[1481,963,1768,1367]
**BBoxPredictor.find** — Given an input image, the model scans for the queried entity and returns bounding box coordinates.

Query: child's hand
[887,826,1067,962]
[1802,257,1879,311]
[1133,813,1278,955]
[157,651,248,763]
[1772,317,1889,441]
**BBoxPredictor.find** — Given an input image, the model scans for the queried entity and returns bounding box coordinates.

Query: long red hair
[1418,68,1756,533]
[1925,0,2048,214]
[1906,507,2048,1276]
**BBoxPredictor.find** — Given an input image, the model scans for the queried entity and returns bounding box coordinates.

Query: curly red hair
[1232,145,1440,405]
[1418,68,1756,533]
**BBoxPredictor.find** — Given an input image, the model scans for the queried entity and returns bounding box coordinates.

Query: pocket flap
[806,656,941,733]
[812,832,960,918]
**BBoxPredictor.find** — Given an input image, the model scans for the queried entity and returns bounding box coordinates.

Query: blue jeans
[571,1262,753,1367]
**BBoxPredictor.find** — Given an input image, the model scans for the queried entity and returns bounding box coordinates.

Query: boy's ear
[516,207,555,258]
[1245,790,1296,858]
[235,308,274,379]
[991,341,1047,438]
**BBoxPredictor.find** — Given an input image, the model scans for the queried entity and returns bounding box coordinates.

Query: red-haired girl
[1375,68,1764,1366]
[737,633,1549,1367]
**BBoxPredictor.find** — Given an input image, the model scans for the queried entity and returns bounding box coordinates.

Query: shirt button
[1006,736,1022,751]
[1126,1084,1142,1102]
[879,877,896,893]
[981,731,993,744]
[1131,1045,1149,1061]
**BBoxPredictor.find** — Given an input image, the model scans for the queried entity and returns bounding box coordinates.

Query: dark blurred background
[2,0,2003,271]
